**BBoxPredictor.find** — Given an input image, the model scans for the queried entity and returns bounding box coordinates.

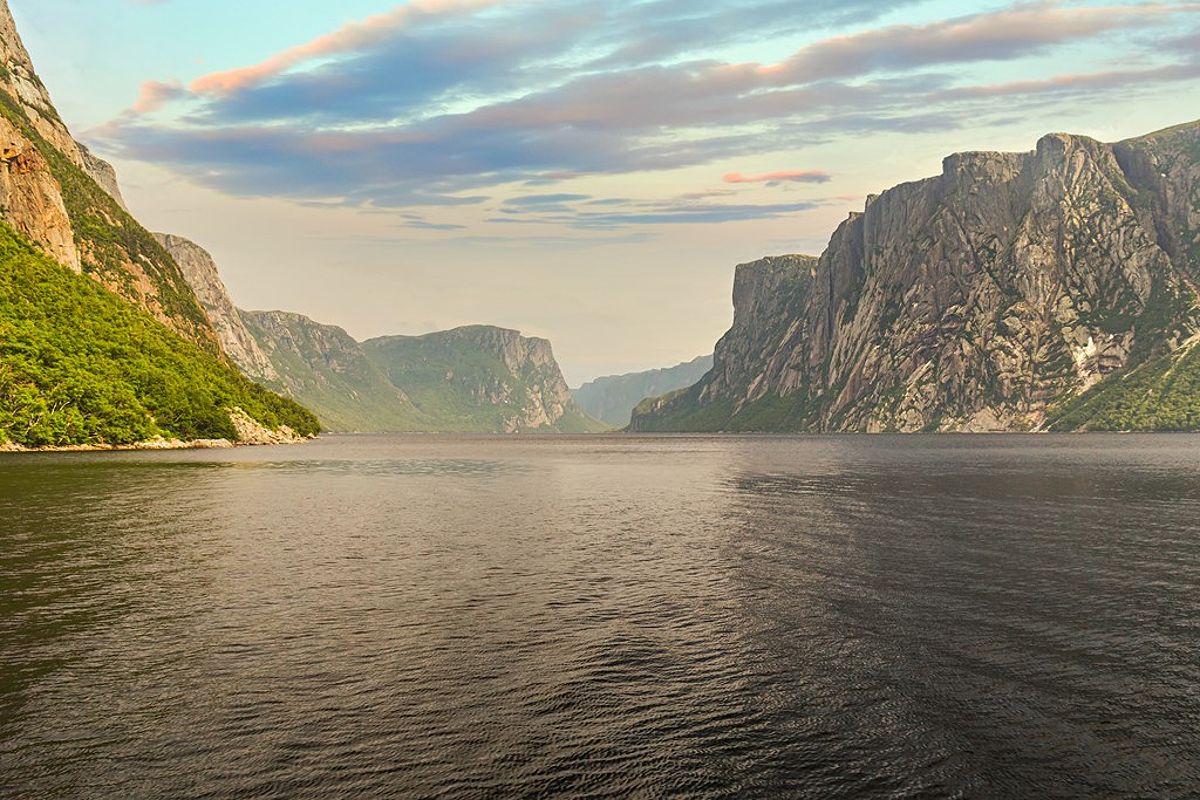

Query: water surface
[2,434,1199,798]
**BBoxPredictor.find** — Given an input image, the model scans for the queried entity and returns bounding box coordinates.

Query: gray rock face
[155,233,278,381]
[241,309,431,433]
[77,141,128,211]
[633,123,1200,432]
[573,355,714,426]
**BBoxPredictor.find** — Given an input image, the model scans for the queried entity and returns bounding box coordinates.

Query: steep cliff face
[0,1,85,169]
[0,0,217,348]
[156,234,278,381]
[242,314,604,433]
[573,355,713,426]
[365,326,606,433]
[0,114,76,269]
[0,2,319,448]
[240,310,423,433]
[1112,122,1200,284]
[77,141,129,211]
[633,123,1200,433]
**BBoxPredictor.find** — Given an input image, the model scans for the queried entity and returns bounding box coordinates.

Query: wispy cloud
[724,170,832,185]
[88,0,1200,218]
[191,0,503,96]
[130,79,186,113]
[489,192,838,228]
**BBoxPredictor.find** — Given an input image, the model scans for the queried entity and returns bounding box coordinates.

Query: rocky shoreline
[0,435,314,454]
[0,408,314,453]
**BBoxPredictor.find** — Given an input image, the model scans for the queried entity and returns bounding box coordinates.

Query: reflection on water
[1,435,1198,798]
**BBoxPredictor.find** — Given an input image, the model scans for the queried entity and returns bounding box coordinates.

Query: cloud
[723,170,832,185]
[933,61,1200,102]
[490,193,832,228]
[399,219,468,231]
[130,79,186,113]
[506,193,594,206]
[748,2,1188,86]
[569,201,823,227]
[90,1,1200,214]
[191,0,503,96]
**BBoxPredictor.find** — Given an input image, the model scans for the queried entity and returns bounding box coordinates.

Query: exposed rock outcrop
[156,233,278,381]
[633,122,1200,433]
[0,115,78,270]
[228,407,306,445]
[0,0,87,169]
[0,0,220,350]
[77,141,128,211]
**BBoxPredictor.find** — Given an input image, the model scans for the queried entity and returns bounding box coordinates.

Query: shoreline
[0,435,315,454]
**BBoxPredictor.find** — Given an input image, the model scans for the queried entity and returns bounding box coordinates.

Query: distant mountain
[633,123,1200,433]
[242,313,608,433]
[572,355,713,426]
[240,310,422,433]
[366,326,607,433]
[0,0,318,448]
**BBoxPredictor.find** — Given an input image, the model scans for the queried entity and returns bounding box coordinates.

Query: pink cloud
[724,170,833,185]
[190,0,501,96]
[131,79,186,113]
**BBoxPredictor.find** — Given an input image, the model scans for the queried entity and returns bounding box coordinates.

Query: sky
[11,0,1200,384]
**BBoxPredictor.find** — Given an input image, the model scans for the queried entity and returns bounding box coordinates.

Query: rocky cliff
[365,326,605,433]
[573,355,713,426]
[0,1,86,171]
[632,122,1200,433]
[0,0,217,348]
[242,311,605,433]
[0,1,319,448]
[240,310,425,432]
[77,141,128,211]
[156,234,278,381]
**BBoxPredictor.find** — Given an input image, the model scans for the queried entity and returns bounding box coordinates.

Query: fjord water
[2,436,1198,798]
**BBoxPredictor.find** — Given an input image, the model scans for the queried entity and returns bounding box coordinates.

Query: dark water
[2,435,1199,799]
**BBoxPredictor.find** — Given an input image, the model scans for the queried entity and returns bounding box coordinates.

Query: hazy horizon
[13,0,1200,384]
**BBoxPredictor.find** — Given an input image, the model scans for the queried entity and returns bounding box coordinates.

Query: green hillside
[239,310,432,433]
[1046,340,1200,431]
[365,328,607,434]
[0,223,318,448]
[0,89,219,349]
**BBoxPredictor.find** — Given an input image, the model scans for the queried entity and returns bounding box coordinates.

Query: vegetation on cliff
[240,310,429,433]
[0,89,218,349]
[632,124,1200,434]
[365,327,607,434]
[1046,340,1200,432]
[243,312,606,434]
[0,223,319,448]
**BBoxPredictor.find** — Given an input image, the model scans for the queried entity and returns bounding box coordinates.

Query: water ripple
[1,434,1199,798]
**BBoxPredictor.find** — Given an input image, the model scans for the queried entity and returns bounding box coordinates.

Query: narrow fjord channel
[2,435,1199,798]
